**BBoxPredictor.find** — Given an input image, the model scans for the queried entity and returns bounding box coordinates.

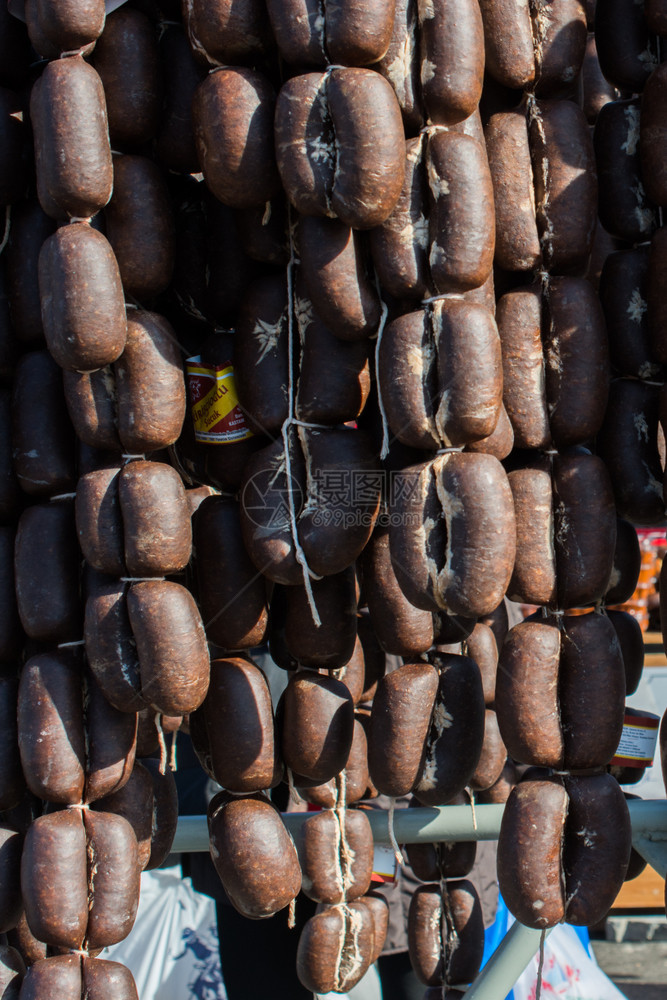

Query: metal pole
[171,798,667,853]
[464,924,552,1000]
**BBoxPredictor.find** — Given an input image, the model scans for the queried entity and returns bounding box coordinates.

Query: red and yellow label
[186,356,253,445]
[610,710,659,768]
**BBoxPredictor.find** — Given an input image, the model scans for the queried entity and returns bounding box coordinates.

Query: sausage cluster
[0,0,660,994]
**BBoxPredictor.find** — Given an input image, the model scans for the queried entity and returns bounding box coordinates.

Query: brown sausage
[296,901,374,994]
[31,0,105,52]
[389,453,516,618]
[193,67,281,210]
[297,427,381,576]
[281,671,355,783]
[14,501,81,643]
[297,808,373,904]
[419,0,484,125]
[84,577,146,714]
[30,56,113,220]
[532,0,587,96]
[408,881,484,986]
[81,956,138,1000]
[361,524,434,658]
[208,792,301,919]
[599,247,659,380]
[427,132,495,293]
[266,0,393,66]
[367,661,438,797]
[154,25,205,174]
[12,350,76,496]
[497,775,567,928]
[38,223,126,372]
[21,810,88,950]
[18,955,81,1000]
[193,496,269,650]
[83,810,140,949]
[118,461,192,577]
[298,216,381,341]
[553,452,616,609]
[18,651,85,804]
[507,460,556,607]
[496,285,549,449]
[93,7,162,147]
[84,670,137,805]
[478,0,534,90]
[562,773,631,925]
[284,570,358,670]
[127,581,210,717]
[63,367,120,453]
[183,0,273,66]
[595,99,657,245]
[485,110,540,273]
[104,155,175,301]
[114,310,186,453]
[203,657,280,793]
[294,284,371,424]
[413,652,485,806]
[529,98,597,275]
[5,197,55,346]
[75,467,125,576]
[239,435,304,586]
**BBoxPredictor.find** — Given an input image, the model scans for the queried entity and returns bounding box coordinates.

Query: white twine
[387,797,404,869]
[50,493,77,501]
[436,447,464,455]
[535,930,547,1000]
[155,715,168,776]
[122,453,145,462]
[334,770,354,901]
[286,767,301,806]
[421,125,449,137]
[58,640,85,649]
[121,577,165,583]
[421,292,457,306]
[0,206,10,256]
[281,229,322,627]
[59,47,88,58]
[374,287,391,461]
[68,216,91,225]
[469,788,478,831]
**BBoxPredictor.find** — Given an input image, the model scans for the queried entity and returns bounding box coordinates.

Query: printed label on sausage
[610,710,659,768]
[370,844,398,884]
[186,356,253,445]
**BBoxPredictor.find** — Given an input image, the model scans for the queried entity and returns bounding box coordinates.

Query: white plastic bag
[513,923,627,1000]
[103,866,226,1000]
